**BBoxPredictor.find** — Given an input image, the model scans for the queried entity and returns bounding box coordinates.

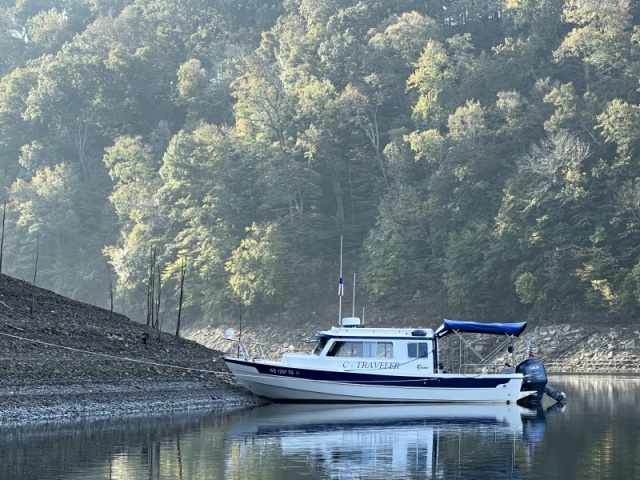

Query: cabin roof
[317,327,435,340]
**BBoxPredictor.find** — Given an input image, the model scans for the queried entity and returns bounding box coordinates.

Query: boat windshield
[313,337,328,355]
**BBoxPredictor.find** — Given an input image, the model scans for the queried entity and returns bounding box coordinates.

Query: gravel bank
[0,379,262,425]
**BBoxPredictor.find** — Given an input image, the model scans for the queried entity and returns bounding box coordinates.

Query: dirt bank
[0,274,262,424]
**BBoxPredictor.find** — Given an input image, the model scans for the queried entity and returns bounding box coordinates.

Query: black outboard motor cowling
[516,358,548,406]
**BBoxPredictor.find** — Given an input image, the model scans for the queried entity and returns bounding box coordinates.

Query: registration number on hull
[268,367,297,376]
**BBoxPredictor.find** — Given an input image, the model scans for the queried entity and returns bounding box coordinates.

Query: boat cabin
[282,317,440,374]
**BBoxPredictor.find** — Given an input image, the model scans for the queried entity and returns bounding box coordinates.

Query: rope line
[0,331,230,376]
[0,301,13,311]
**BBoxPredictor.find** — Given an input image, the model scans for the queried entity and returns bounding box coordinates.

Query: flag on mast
[338,276,344,296]
[527,341,537,358]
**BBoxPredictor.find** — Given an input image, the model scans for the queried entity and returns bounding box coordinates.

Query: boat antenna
[238,302,242,357]
[352,272,356,318]
[338,235,343,325]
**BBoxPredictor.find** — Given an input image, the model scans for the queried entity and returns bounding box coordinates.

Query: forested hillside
[2,0,640,326]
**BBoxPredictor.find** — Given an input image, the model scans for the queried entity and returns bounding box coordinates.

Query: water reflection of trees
[0,409,243,480]
[534,375,640,480]
[553,375,640,409]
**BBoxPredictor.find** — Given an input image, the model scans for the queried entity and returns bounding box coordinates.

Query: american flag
[527,341,537,358]
[338,276,344,296]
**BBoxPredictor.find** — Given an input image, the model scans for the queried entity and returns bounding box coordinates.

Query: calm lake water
[1,375,639,479]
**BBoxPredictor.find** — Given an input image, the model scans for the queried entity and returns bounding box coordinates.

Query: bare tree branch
[517,131,590,207]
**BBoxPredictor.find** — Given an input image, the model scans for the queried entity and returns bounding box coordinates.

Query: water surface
[1,375,638,479]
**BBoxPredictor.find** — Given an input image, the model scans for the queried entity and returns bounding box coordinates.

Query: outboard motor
[516,357,548,406]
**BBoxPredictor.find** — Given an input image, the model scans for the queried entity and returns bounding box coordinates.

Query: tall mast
[352,273,356,318]
[338,235,343,325]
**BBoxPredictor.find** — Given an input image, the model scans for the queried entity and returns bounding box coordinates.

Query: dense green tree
[0,66,39,180]
[495,131,594,315]
[155,125,256,311]
[362,183,438,305]
[554,0,640,102]
[103,135,160,232]
[9,164,83,288]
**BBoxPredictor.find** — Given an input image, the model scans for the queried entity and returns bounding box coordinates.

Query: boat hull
[224,357,526,404]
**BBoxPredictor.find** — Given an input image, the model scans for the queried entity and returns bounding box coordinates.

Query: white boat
[223,318,550,405]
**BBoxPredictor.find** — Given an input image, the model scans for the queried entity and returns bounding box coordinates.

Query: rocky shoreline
[0,378,262,425]
[529,324,640,373]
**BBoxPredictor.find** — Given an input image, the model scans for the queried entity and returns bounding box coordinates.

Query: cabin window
[408,342,430,359]
[376,342,393,358]
[327,341,394,358]
[363,342,376,357]
[327,341,343,357]
[334,341,363,357]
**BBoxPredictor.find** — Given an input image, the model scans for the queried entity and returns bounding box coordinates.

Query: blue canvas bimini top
[434,319,527,338]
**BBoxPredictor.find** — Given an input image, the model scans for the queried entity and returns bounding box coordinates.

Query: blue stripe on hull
[224,358,511,389]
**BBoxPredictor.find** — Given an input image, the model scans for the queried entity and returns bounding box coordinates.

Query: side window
[325,341,394,358]
[376,342,393,358]
[408,342,430,358]
[334,341,363,357]
[363,342,376,358]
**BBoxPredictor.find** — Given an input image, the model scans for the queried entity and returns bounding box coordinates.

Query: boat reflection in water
[226,403,563,479]
[520,401,565,468]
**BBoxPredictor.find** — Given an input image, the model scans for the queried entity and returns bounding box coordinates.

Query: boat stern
[515,357,547,406]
